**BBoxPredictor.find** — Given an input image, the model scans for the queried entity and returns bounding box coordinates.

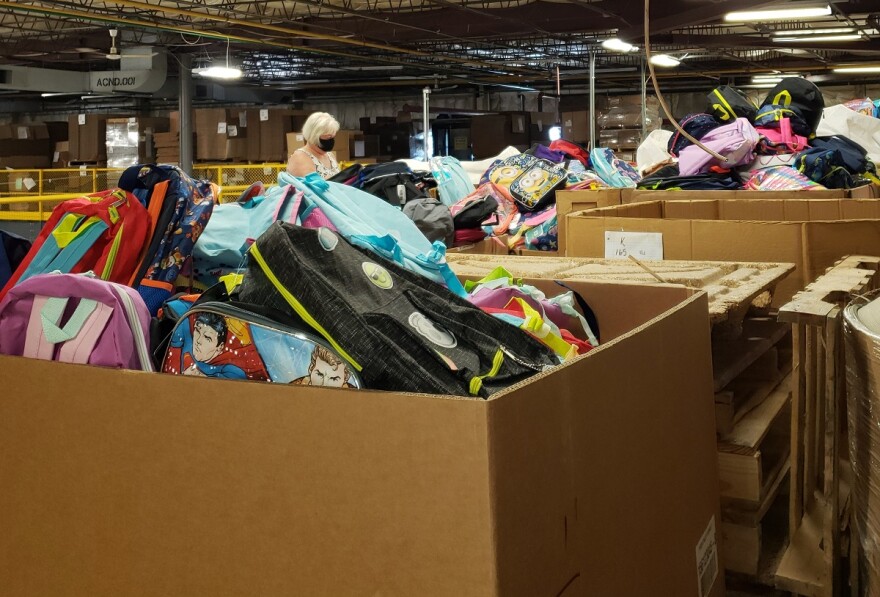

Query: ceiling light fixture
[772,27,855,36]
[601,38,637,53]
[834,66,880,73]
[649,54,680,67]
[774,34,862,42]
[725,4,831,22]
[194,38,242,80]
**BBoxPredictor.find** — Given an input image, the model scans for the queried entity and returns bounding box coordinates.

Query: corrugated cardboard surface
[67,114,108,162]
[625,187,880,204]
[556,190,622,255]
[567,199,880,304]
[0,281,720,597]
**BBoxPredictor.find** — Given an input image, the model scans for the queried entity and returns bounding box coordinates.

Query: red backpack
[0,189,151,300]
[549,139,589,166]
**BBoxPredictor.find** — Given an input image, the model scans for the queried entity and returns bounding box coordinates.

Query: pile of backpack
[0,164,602,399]
[636,77,880,192]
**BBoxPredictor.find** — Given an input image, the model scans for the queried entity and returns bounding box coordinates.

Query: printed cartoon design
[509,161,565,209]
[362,261,393,290]
[164,311,268,379]
[163,309,361,388]
[290,345,356,388]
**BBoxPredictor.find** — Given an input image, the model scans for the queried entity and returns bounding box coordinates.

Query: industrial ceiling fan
[104,29,156,61]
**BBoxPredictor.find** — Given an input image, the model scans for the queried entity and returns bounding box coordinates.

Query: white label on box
[604,231,663,260]
[296,133,304,142]
[263,166,272,175]
[260,109,269,122]
[78,114,86,125]
[217,122,227,134]
[23,177,36,191]
[354,140,365,156]
[80,165,87,177]
[564,119,573,127]
[696,516,718,597]
[228,125,238,137]
[17,127,28,140]
[129,117,137,124]
[53,151,60,162]
[239,111,247,128]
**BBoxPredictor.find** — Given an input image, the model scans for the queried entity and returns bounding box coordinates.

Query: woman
[286,112,341,179]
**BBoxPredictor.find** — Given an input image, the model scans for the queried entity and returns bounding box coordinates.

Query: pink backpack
[0,272,153,370]
[756,117,810,154]
[678,118,760,176]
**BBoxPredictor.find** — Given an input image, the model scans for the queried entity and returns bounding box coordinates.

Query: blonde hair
[302,112,340,146]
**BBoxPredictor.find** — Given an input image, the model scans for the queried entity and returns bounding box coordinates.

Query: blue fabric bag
[281,172,467,296]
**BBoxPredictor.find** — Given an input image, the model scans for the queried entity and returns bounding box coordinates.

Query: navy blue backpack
[0,229,31,289]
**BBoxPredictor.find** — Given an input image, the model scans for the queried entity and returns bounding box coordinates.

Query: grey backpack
[403,197,454,246]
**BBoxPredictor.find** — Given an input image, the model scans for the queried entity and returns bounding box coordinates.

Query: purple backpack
[678,118,760,176]
[0,271,153,370]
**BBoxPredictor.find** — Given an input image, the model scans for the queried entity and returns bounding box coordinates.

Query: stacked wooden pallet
[714,313,793,584]
[775,255,880,597]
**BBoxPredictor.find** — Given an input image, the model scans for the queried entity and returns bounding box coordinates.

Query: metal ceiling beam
[670,33,880,54]
[40,0,545,75]
[618,0,779,40]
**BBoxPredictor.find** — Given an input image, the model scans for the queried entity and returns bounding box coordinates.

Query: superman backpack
[117,164,217,316]
[0,189,151,301]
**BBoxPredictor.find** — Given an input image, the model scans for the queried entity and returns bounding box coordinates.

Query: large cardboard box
[624,188,856,203]
[556,189,623,255]
[567,198,880,305]
[0,280,722,597]
[68,114,108,162]
[195,109,249,161]
[561,110,589,143]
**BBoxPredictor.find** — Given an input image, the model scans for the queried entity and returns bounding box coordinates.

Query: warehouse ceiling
[0,0,880,102]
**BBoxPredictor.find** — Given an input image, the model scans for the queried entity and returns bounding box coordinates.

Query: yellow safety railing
[0,163,289,221]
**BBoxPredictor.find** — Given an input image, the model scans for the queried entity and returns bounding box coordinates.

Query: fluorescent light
[752,77,782,84]
[195,65,243,79]
[725,5,831,22]
[548,126,562,142]
[741,83,780,89]
[602,38,636,53]
[834,66,880,73]
[775,34,862,42]
[650,54,680,67]
[772,27,854,36]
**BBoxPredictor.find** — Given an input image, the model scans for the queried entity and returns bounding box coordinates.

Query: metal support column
[422,86,431,160]
[589,50,596,150]
[179,54,194,172]
[641,55,648,140]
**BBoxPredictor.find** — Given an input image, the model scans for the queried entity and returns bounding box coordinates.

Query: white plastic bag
[636,129,674,175]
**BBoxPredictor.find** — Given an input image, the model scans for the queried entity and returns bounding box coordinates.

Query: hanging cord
[643,0,725,161]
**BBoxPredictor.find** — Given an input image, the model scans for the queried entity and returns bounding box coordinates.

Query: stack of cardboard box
[0,124,54,169]
[68,114,109,164]
[245,108,308,163]
[194,108,249,162]
[155,111,182,165]
[359,116,411,160]
[286,129,381,163]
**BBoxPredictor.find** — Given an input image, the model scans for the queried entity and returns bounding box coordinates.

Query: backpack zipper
[106,281,154,372]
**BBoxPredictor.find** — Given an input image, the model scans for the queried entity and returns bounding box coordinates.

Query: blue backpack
[430,156,474,206]
[590,148,640,188]
[280,172,466,296]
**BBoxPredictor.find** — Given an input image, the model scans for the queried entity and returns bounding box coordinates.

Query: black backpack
[760,78,824,137]
[238,223,558,397]
[354,162,430,206]
[638,169,743,191]
[0,229,31,289]
[707,86,757,123]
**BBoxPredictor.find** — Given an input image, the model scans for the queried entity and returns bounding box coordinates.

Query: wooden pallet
[447,254,794,330]
[775,255,880,597]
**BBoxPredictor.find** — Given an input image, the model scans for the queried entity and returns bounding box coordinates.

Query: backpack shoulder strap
[24,295,112,364]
